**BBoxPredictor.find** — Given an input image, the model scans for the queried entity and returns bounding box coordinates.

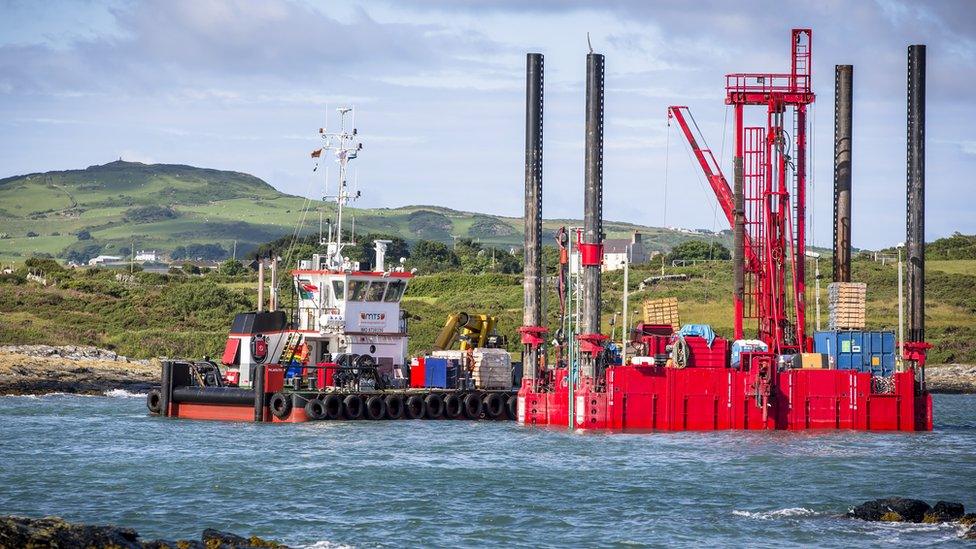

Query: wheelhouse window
[332,280,345,302]
[348,280,368,301]
[365,281,387,302]
[384,279,406,302]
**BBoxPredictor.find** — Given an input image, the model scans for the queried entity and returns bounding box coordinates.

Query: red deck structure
[518,29,933,432]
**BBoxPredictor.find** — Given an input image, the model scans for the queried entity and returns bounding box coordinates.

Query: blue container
[424,357,448,388]
[813,330,895,376]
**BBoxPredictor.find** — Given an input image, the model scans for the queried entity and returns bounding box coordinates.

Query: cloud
[0,0,500,96]
[1,0,974,249]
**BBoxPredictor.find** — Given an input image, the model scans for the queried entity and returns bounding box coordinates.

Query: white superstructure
[294,108,412,372]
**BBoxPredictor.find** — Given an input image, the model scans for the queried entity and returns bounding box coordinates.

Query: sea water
[1,392,974,547]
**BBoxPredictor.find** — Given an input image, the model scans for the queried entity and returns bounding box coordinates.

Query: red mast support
[725,28,815,353]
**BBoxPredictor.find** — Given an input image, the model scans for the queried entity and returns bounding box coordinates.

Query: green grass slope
[0,161,726,264]
[2,257,974,365]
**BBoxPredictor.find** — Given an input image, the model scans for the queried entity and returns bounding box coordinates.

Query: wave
[303,541,356,549]
[103,389,147,398]
[732,507,818,520]
[2,392,99,399]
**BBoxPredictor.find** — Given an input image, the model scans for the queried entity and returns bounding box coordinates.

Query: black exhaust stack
[833,65,853,283]
[906,45,926,343]
[520,53,546,383]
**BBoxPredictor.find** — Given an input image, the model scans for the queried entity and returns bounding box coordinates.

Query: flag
[298,280,317,300]
[311,148,322,158]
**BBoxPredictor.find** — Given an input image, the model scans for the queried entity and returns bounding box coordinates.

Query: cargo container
[424,357,449,388]
[813,330,895,376]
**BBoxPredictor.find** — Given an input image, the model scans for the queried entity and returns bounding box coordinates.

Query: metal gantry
[670,29,815,354]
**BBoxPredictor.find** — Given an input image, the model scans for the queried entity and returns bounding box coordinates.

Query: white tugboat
[292,107,412,383]
[147,108,518,423]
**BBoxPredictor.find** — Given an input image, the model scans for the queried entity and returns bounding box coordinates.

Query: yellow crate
[799,353,830,369]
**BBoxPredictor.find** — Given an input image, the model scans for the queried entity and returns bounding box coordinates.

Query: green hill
[0,161,728,264]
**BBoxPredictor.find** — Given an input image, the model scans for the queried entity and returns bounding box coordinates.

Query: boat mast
[316,107,363,270]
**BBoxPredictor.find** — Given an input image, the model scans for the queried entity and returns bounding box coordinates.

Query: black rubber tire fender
[146,388,163,415]
[365,395,387,420]
[343,394,364,420]
[269,392,292,419]
[305,398,327,421]
[462,392,483,419]
[424,393,445,419]
[405,395,426,419]
[483,392,505,419]
[505,394,518,420]
[321,393,342,419]
[443,393,463,419]
[384,394,405,419]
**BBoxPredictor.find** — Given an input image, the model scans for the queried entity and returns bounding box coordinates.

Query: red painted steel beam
[667,106,760,272]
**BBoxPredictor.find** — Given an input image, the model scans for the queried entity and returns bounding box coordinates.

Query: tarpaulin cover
[677,324,717,347]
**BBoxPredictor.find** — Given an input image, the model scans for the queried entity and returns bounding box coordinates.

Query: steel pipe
[833,65,853,283]
[522,53,544,380]
[581,52,605,378]
[906,45,926,342]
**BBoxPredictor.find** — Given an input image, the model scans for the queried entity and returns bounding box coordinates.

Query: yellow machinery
[434,312,503,351]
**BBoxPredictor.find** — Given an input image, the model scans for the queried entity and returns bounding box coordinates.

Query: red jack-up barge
[517,30,933,431]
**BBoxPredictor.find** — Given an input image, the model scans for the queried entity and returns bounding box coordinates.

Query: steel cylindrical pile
[580,52,605,378]
[522,52,544,381]
[906,45,926,343]
[833,64,853,283]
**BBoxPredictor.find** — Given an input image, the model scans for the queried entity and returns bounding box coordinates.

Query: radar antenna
[311,107,364,270]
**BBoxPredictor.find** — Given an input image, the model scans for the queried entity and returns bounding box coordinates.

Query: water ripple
[0,394,973,547]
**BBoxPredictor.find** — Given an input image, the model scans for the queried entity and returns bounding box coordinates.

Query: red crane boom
[667,105,760,272]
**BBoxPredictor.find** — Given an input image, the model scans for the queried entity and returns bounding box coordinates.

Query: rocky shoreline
[0,515,286,548]
[924,363,976,394]
[1,345,975,396]
[0,345,159,395]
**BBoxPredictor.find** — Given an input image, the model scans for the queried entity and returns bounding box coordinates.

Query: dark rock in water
[961,513,976,526]
[0,515,287,548]
[848,497,932,523]
[203,528,250,545]
[924,501,965,523]
[0,515,141,548]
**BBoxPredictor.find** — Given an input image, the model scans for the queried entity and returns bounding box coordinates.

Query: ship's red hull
[518,366,933,432]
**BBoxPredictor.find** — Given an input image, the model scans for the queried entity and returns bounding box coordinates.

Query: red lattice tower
[725,29,815,353]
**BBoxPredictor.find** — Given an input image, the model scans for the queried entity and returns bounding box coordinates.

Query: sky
[1,0,974,249]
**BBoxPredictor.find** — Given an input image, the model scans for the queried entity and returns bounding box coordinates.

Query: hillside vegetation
[0,161,726,265]
[2,256,974,364]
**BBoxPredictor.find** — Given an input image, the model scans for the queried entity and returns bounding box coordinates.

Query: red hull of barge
[518,366,932,432]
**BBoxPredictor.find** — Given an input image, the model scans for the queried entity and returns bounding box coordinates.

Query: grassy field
[2,257,974,365]
[929,260,976,276]
[0,161,725,265]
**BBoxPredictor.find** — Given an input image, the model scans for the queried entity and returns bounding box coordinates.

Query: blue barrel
[813,330,896,376]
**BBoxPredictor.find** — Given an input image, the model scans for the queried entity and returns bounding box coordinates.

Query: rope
[664,117,670,228]
[809,103,816,249]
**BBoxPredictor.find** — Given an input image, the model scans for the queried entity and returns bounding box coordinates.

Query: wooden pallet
[642,297,680,330]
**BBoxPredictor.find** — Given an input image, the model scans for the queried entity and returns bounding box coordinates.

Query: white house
[134,250,159,262]
[87,255,123,266]
[602,232,649,272]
